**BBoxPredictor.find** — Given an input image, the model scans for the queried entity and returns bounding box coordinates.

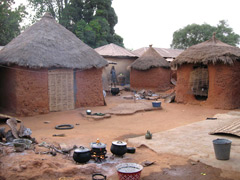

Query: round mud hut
[171,34,240,109]
[0,13,108,116]
[130,45,171,91]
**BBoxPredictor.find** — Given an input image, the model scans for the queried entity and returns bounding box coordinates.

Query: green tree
[171,20,240,49]
[28,0,124,48]
[0,0,26,46]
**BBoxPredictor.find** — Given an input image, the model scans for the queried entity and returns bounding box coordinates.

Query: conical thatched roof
[131,45,170,70]
[0,13,107,69]
[172,34,240,67]
[95,43,138,58]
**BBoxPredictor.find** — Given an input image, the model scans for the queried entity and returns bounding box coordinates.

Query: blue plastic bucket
[152,101,161,107]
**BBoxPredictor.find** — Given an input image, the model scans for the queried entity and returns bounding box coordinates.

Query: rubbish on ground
[92,113,105,116]
[44,121,51,124]
[206,117,217,120]
[0,128,5,141]
[141,160,156,167]
[164,92,175,103]
[13,139,32,149]
[19,123,32,137]
[13,142,26,152]
[0,113,21,123]
[53,134,65,137]
[55,124,74,130]
[201,172,206,176]
[6,118,19,139]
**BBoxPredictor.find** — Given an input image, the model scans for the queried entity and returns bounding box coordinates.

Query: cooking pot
[73,146,91,163]
[111,88,120,96]
[111,141,127,156]
[92,173,106,180]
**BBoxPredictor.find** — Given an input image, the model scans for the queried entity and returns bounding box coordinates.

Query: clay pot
[111,141,127,156]
[145,130,152,139]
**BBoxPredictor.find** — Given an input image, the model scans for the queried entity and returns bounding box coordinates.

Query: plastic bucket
[152,101,161,108]
[116,163,143,180]
[213,138,232,160]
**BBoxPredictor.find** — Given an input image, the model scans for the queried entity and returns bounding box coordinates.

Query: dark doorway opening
[190,64,209,101]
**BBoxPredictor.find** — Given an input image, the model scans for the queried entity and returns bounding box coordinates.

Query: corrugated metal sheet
[95,43,138,58]
[133,47,183,58]
[210,120,240,137]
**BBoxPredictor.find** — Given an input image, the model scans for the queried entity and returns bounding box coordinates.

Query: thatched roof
[131,45,170,70]
[172,34,240,67]
[0,13,107,69]
[95,43,138,58]
[133,47,183,59]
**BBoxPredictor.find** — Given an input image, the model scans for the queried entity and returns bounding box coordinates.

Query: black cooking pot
[110,141,127,156]
[92,173,106,180]
[111,88,120,96]
[73,146,91,163]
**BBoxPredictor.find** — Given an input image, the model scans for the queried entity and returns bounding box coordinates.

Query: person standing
[110,66,117,87]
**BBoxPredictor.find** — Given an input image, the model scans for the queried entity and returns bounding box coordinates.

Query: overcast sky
[112,0,240,50]
[15,0,240,50]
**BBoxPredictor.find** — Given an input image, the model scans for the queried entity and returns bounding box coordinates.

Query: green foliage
[171,20,240,49]
[0,0,27,45]
[28,0,124,48]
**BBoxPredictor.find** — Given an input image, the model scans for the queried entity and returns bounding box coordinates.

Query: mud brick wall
[175,62,240,109]
[175,64,197,104]
[0,67,17,113]
[130,67,171,91]
[14,66,49,116]
[0,66,49,116]
[208,62,240,109]
[75,68,104,107]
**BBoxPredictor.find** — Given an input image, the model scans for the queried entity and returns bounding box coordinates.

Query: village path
[1,91,239,180]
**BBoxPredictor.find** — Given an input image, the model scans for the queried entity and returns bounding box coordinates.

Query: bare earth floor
[0,91,239,180]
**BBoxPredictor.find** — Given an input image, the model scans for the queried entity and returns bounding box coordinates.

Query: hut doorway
[48,69,75,111]
[190,64,209,101]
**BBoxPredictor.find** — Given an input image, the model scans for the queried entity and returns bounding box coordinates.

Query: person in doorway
[110,66,117,87]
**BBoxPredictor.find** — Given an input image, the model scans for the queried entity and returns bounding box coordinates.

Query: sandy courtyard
[0,91,239,180]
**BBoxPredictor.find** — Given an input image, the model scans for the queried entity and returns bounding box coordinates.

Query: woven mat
[209,120,240,137]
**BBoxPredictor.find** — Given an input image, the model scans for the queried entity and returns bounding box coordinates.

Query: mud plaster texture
[175,62,240,109]
[75,68,105,108]
[0,66,49,116]
[130,68,171,91]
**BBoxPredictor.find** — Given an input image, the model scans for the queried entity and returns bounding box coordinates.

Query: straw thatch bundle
[0,13,107,69]
[172,34,240,68]
[131,45,170,70]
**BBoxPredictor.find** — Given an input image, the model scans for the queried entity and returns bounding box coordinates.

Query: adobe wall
[207,62,240,109]
[0,66,49,116]
[0,67,17,113]
[130,67,171,91]
[15,66,49,116]
[102,57,136,87]
[75,68,104,107]
[175,64,196,104]
[176,62,240,109]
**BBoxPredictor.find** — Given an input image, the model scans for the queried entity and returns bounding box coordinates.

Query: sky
[112,0,240,49]
[15,0,240,50]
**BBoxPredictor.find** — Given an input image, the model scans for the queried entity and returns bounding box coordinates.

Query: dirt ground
[0,91,239,180]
